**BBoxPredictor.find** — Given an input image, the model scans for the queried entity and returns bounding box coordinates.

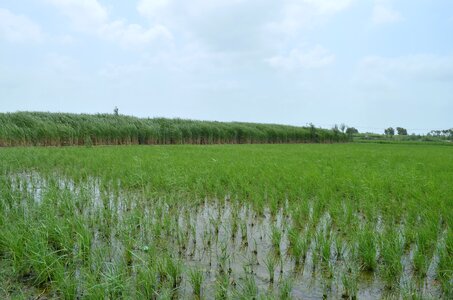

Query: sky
[1,0,452,133]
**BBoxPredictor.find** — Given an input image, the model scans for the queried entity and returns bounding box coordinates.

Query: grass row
[0,112,347,146]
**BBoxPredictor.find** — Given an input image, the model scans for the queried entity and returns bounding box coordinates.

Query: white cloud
[100,21,172,47]
[46,0,107,29]
[137,0,171,18]
[99,39,239,80]
[98,62,146,79]
[137,0,250,24]
[54,34,76,45]
[0,8,43,43]
[46,53,78,73]
[267,45,335,70]
[47,0,171,47]
[357,54,453,84]
[372,5,402,25]
[303,0,355,14]
[268,0,354,34]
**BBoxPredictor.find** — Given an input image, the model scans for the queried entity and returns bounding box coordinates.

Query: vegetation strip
[0,112,348,147]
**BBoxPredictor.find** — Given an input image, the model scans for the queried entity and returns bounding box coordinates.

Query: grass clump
[188,268,204,299]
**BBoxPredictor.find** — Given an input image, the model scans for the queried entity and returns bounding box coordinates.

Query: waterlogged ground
[1,171,450,299]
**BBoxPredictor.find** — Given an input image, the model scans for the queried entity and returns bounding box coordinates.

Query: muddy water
[3,172,445,299]
[170,201,388,299]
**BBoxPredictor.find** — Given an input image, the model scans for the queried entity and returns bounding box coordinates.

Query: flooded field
[1,171,449,299]
[0,144,452,299]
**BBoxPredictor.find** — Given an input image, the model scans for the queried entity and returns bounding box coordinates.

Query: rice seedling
[437,232,453,298]
[271,225,282,253]
[278,278,293,300]
[237,276,258,299]
[217,243,230,275]
[357,226,378,272]
[136,265,158,299]
[215,273,230,300]
[400,279,423,300]
[240,222,248,244]
[380,230,404,290]
[341,262,359,300]
[319,234,331,265]
[0,142,451,298]
[288,231,308,267]
[188,268,204,299]
[165,256,183,290]
[264,253,277,284]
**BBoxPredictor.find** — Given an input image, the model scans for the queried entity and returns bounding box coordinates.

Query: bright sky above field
[1,1,452,133]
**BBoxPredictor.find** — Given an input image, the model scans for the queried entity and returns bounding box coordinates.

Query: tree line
[384,127,408,136]
[0,112,349,147]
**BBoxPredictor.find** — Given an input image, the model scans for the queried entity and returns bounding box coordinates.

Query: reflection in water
[4,172,445,299]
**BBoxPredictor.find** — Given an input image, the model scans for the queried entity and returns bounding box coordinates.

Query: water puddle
[0,172,446,299]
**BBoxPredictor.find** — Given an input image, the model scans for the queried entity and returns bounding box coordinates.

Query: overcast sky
[1,0,452,133]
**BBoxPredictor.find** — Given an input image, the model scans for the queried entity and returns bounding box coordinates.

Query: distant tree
[308,123,317,142]
[345,127,358,141]
[114,106,119,116]
[332,124,340,135]
[396,127,408,135]
[332,124,341,141]
[429,130,440,136]
[384,127,395,137]
[340,123,346,133]
[346,127,359,135]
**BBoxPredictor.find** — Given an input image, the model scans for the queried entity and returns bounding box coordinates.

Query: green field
[1,143,452,299]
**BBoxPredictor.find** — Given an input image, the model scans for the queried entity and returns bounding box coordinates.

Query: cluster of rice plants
[0,143,451,298]
[0,112,347,146]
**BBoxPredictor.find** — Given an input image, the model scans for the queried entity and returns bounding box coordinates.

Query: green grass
[0,111,347,146]
[0,143,452,298]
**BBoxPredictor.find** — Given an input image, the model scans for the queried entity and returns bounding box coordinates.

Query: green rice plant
[176,227,188,255]
[400,279,423,300]
[157,286,174,300]
[215,273,230,300]
[287,226,298,249]
[412,247,429,279]
[333,234,344,260]
[320,235,331,265]
[101,261,129,299]
[237,276,258,299]
[271,225,282,253]
[341,262,359,300]
[218,242,230,275]
[25,231,67,287]
[1,140,452,298]
[188,268,204,299]
[53,263,78,300]
[136,265,158,299]
[437,232,452,298]
[257,295,274,300]
[290,234,308,266]
[357,226,378,272]
[380,230,404,290]
[412,224,435,278]
[241,222,247,243]
[278,278,293,300]
[165,256,183,289]
[264,253,277,284]
[210,217,221,237]
[313,231,330,267]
